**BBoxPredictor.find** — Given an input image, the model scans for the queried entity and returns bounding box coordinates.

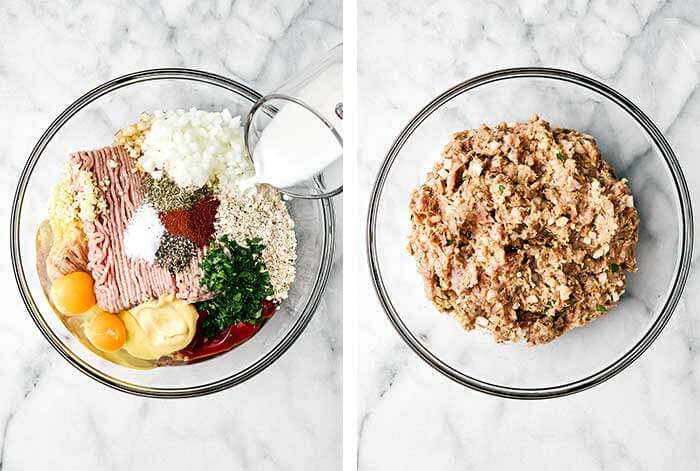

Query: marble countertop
[359,1,699,470]
[0,1,341,470]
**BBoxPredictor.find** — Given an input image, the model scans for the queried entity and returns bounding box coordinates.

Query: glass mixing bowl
[367,68,693,399]
[11,69,335,398]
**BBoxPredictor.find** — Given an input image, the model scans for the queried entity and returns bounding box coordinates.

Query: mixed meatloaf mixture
[407,115,639,345]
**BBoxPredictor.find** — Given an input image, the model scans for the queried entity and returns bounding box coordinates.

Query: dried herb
[595,304,607,312]
[556,152,566,162]
[145,174,208,211]
[610,263,619,273]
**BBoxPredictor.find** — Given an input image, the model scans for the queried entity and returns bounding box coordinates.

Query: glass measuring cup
[244,43,343,199]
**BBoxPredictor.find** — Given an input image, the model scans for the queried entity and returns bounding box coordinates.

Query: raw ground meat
[71,146,209,312]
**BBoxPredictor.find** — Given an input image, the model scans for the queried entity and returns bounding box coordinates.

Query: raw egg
[50,271,96,316]
[85,312,127,353]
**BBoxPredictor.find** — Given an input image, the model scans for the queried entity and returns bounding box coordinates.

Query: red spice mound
[160,195,219,248]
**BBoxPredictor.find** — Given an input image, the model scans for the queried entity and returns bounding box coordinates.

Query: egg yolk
[85,312,127,353]
[50,271,96,316]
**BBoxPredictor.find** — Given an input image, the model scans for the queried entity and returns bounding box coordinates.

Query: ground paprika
[159,195,219,248]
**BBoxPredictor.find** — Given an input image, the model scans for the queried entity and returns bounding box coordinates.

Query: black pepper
[156,233,196,272]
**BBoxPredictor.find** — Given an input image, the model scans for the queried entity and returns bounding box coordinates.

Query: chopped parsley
[556,152,566,162]
[610,263,620,273]
[196,236,274,338]
[446,239,453,246]
[595,304,607,312]
[498,184,505,193]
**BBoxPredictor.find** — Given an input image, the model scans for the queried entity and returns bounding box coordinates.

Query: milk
[252,63,342,189]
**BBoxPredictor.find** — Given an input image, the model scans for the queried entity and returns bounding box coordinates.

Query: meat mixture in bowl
[407,115,639,345]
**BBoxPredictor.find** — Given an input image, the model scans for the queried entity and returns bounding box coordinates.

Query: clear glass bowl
[366,68,693,399]
[11,69,335,398]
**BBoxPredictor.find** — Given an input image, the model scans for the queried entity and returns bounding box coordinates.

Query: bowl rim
[11,68,335,398]
[366,67,694,399]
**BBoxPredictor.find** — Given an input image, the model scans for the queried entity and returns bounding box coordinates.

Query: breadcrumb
[215,185,297,299]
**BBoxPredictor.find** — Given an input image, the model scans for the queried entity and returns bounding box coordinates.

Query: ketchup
[179,300,279,362]
[261,299,278,319]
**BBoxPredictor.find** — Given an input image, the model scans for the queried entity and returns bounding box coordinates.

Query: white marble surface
[0,1,341,470]
[359,1,699,470]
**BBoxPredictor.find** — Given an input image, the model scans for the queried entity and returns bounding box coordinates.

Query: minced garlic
[48,164,82,242]
[76,170,106,222]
